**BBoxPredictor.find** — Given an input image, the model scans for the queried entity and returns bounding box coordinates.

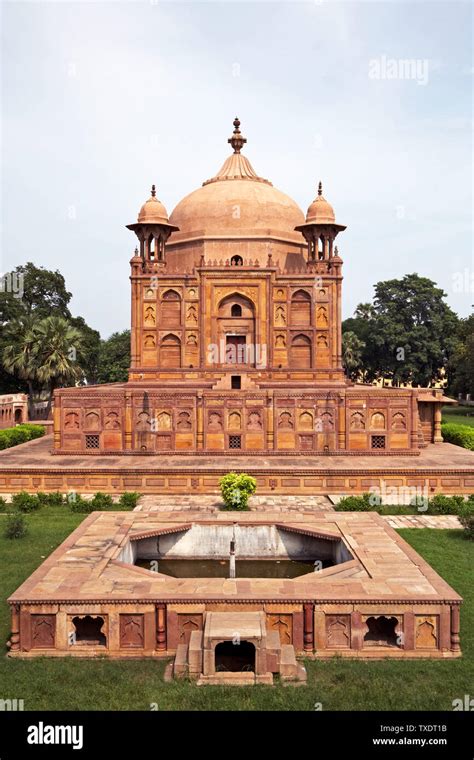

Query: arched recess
[159,334,181,368]
[290,334,312,369]
[161,289,181,328]
[216,293,256,367]
[290,289,311,326]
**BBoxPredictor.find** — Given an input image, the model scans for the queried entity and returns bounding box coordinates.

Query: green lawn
[0,510,472,710]
[443,405,474,427]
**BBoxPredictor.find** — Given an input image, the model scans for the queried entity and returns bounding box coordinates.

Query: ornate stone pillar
[303,603,314,651]
[156,604,167,651]
[7,604,20,652]
[451,605,461,652]
[433,404,443,443]
[124,391,133,451]
[196,392,204,451]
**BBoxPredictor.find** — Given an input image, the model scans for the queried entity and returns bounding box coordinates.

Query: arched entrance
[215,640,255,672]
[216,293,256,367]
[14,408,23,424]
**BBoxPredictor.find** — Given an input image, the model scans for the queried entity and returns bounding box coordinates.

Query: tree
[2,316,84,418]
[96,331,131,383]
[0,262,72,324]
[2,317,39,418]
[343,274,459,387]
[448,315,474,397]
[342,331,366,381]
[32,316,84,417]
[69,316,101,385]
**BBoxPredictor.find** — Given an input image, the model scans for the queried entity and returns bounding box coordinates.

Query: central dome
[168,119,305,245]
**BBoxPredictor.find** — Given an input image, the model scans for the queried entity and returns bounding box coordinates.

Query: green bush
[0,423,45,450]
[90,492,114,510]
[118,492,140,509]
[458,502,474,540]
[36,491,64,507]
[335,493,372,511]
[4,512,28,539]
[0,496,7,512]
[220,473,257,510]
[428,494,465,515]
[68,495,94,513]
[11,491,40,512]
[441,423,474,451]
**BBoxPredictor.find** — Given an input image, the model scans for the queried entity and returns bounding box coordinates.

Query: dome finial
[151,184,156,198]
[318,181,323,197]
[228,116,247,154]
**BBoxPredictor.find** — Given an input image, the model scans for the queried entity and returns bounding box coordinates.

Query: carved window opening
[364,616,399,647]
[160,334,181,368]
[231,375,241,389]
[231,304,242,317]
[161,290,181,327]
[85,434,100,449]
[215,640,255,672]
[230,255,243,266]
[290,334,312,369]
[371,435,386,449]
[291,290,311,326]
[71,615,106,646]
[228,434,242,449]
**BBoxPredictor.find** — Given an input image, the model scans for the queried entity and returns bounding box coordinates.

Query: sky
[2,0,472,338]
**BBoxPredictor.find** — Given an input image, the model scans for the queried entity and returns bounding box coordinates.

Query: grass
[442,405,474,428]
[0,512,472,710]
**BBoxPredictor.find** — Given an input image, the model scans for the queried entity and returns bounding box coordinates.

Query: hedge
[441,423,474,451]
[0,423,46,450]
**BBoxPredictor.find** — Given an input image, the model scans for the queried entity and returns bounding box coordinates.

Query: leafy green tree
[343,274,459,387]
[2,317,39,417]
[448,315,474,397]
[342,331,366,381]
[97,331,131,383]
[32,316,84,417]
[0,262,72,324]
[70,316,101,385]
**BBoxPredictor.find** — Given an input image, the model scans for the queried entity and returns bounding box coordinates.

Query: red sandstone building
[53,119,447,456]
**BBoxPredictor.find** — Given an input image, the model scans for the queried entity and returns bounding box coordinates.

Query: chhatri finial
[228,116,247,154]
[151,184,156,198]
[318,181,323,196]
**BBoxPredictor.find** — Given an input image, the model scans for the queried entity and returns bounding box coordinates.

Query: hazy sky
[2,0,472,338]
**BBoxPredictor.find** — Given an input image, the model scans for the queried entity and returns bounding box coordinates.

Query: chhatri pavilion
[53,118,447,457]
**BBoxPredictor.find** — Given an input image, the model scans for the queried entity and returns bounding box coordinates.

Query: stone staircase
[173,625,307,686]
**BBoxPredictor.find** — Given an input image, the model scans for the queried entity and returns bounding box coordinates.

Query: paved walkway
[380,514,462,529]
[135,494,334,513]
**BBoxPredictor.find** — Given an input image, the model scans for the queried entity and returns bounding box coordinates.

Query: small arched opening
[230,255,243,266]
[231,303,242,317]
[215,640,255,672]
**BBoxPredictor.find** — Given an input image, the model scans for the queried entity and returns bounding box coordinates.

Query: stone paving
[135,494,333,513]
[380,514,462,529]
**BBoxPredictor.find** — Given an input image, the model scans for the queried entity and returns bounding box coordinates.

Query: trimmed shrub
[11,491,40,513]
[428,494,465,515]
[36,491,64,507]
[459,502,474,540]
[441,423,474,451]
[0,424,45,450]
[90,492,114,510]
[69,495,94,513]
[4,513,27,539]
[118,492,140,509]
[335,493,372,511]
[220,473,257,510]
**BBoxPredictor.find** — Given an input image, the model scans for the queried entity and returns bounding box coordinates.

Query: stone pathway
[135,494,333,513]
[380,514,462,529]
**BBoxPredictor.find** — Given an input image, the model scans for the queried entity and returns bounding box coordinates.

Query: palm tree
[32,316,84,417]
[2,316,39,418]
[342,331,366,382]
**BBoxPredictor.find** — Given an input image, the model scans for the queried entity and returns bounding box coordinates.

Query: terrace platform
[7,511,462,661]
[0,436,473,494]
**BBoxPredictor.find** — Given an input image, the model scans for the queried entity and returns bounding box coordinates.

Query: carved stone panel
[415,616,438,649]
[267,613,293,645]
[31,614,56,648]
[326,614,351,648]
[178,614,203,645]
[120,614,145,648]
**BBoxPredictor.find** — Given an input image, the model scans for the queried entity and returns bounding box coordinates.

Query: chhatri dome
[137,184,170,225]
[168,118,307,245]
[305,181,336,224]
